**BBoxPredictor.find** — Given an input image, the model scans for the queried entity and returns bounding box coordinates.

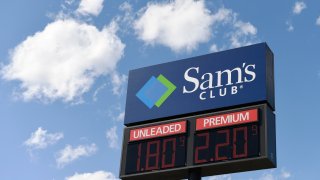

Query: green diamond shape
[155,74,176,107]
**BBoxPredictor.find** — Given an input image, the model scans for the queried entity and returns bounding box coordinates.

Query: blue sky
[0,0,319,179]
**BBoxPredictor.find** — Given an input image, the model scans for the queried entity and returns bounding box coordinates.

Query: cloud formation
[66,171,117,180]
[134,1,257,53]
[77,0,104,16]
[286,21,294,32]
[106,126,119,149]
[280,169,291,179]
[110,72,127,96]
[205,168,291,180]
[24,127,63,150]
[56,143,97,168]
[293,2,306,14]
[118,2,134,26]
[134,0,214,53]
[259,169,292,180]
[230,21,257,48]
[209,44,219,53]
[316,16,320,26]
[115,112,125,122]
[207,8,258,50]
[1,19,124,103]
[207,174,232,180]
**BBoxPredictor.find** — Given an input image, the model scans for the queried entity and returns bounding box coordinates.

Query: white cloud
[66,171,118,180]
[293,2,306,14]
[56,143,97,168]
[106,126,119,149]
[77,0,104,16]
[119,2,132,13]
[92,71,126,101]
[93,83,107,102]
[205,7,258,51]
[209,44,219,52]
[111,72,127,96]
[115,112,124,122]
[280,169,291,179]
[259,172,275,180]
[316,16,320,26]
[286,21,294,32]
[287,25,294,32]
[65,0,75,6]
[134,1,257,53]
[24,127,63,150]
[259,169,292,180]
[230,21,257,48]
[207,174,232,180]
[117,2,134,33]
[1,19,125,103]
[211,8,233,23]
[107,104,125,122]
[234,21,257,35]
[134,0,215,53]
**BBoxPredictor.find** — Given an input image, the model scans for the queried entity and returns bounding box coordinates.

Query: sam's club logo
[136,74,176,109]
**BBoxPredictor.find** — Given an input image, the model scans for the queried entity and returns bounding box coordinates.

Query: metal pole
[188,169,201,180]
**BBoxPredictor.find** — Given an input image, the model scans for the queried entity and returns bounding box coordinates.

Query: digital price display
[120,104,276,180]
[194,109,260,164]
[190,106,276,178]
[124,121,187,174]
[125,135,187,174]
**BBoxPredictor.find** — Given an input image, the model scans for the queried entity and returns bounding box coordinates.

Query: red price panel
[194,109,260,164]
[124,121,187,174]
[194,124,259,164]
[125,135,187,174]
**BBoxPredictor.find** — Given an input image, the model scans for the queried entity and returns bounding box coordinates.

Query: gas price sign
[120,43,276,179]
[120,104,276,180]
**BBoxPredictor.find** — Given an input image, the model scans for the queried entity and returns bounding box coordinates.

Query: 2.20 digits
[194,124,259,164]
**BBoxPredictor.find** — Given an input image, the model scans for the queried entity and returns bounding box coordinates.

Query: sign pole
[188,169,201,180]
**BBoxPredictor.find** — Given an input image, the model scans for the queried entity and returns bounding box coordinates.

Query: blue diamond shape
[136,76,168,109]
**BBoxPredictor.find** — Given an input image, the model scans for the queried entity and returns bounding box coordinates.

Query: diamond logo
[136,74,176,109]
